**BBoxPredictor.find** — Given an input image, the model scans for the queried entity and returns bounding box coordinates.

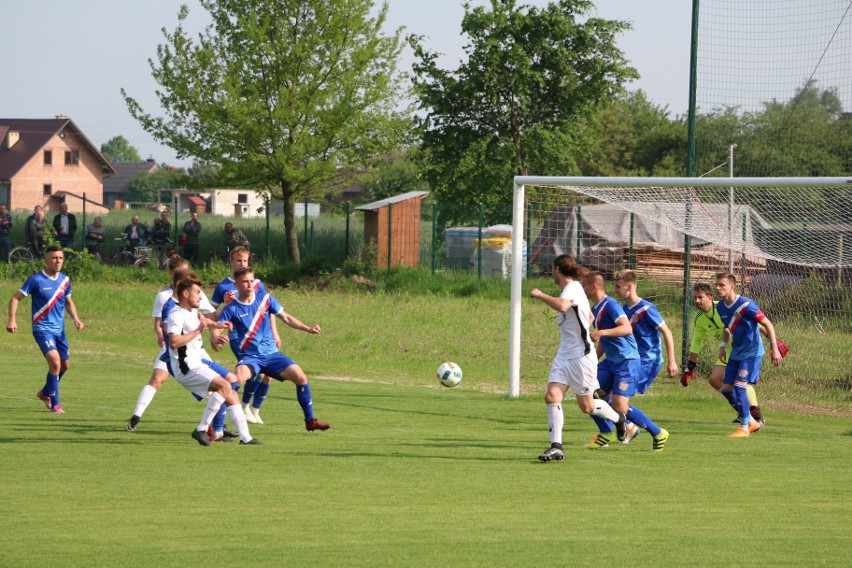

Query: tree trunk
[281,181,301,263]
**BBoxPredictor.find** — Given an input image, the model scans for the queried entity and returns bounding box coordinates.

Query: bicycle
[149,239,177,269]
[8,243,38,263]
[104,239,152,268]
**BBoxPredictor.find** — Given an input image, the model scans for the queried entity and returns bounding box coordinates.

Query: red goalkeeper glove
[776,338,790,358]
[680,361,697,387]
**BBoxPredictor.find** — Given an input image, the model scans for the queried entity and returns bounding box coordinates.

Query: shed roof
[355,191,430,211]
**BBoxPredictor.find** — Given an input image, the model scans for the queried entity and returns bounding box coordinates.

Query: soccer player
[530,255,626,462]
[167,275,259,446]
[612,269,678,443]
[680,282,788,425]
[218,266,331,432]
[714,272,783,438]
[582,271,669,451]
[6,246,84,413]
[210,246,280,424]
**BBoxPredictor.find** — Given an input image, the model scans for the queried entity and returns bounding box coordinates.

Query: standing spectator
[26,209,47,257]
[223,222,250,252]
[0,203,12,261]
[182,211,202,265]
[122,215,149,250]
[151,210,172,245]
[51,202,78,249]
[85,217,106,255]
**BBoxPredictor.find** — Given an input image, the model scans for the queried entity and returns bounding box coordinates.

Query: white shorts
[548,351,600,396]
[174,364,221,399]
[152,347,169,372]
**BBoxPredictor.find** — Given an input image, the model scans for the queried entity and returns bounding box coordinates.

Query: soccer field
[1,281,851,567]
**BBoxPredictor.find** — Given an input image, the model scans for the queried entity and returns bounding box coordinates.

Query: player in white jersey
[167,276,259,446]
[529,255,626,462]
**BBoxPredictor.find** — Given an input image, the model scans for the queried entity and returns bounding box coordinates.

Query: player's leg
[616,360,668,450]
[35,331,63,412]
[273,354,331,431]
[127,355,171,431]
[539,377,568,462]
[248,374,273,424]
[587,361,616,448]
[212,371,258,445]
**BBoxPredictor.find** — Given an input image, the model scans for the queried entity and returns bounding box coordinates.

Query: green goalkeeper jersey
[689,301,732,357]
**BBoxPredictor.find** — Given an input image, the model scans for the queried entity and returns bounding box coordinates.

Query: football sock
[253,381,270,410]
[721,388,738,411]
[198,392,225,430]
[591,399,620,422]
[133,385,157,418]
[241,379,258,405]
[211,404,227,434]
[43,372,60,405]
[226,403,252,443]
[547,403,564,445]
[626,405,662,437]
[734,383,751,427]
[296,383,315,421]
[591,414,614,434]
[746,384,758,407]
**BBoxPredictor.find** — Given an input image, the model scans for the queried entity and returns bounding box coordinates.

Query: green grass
[1,281,851,567]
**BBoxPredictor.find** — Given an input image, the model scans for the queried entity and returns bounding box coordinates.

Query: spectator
[223,222,250,251]
[182,211,202,264]
[85,217,106,255]
[51,202,78,249]
[123,215,149,250]
[0,203,12,262]
[26,209,47,257]
[151,210,172,245]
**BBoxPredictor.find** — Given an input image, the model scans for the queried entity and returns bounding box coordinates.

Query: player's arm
[595,315,633,338]
[6,291,25,333]
[65,297,84,331]
[718,328,730,363]
[529,288,572,313]
[154,317,165,347]
[271,316,281,348]
[168,320,206,349]
[274,309,320,334]
[658,323,678,376]
[757,316,783,366]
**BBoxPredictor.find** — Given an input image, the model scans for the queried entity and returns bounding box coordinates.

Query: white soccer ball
[437,361,463,388]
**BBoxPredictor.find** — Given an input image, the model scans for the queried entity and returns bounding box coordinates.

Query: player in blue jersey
[715,272,783,438]
[218,266,331,432]
[210,246,280,425]
[613,270,678,444]
[7,246,85,413]
[582,271,669,451]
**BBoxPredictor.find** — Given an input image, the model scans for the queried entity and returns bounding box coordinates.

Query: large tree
[122,0,410,261]
[410,0,637,223]
[100,135,142,163]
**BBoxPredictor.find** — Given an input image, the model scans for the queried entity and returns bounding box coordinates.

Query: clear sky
[0,0,692,167]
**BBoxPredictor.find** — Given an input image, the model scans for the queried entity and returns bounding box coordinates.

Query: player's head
[167,255,190,275]
[715,272,737,299]
[613,269,637,300]
[229,246,250,270]
[581,271,606,299]
[692,282,714,311]
[233,266,255,296]
[43,246,64,274]
[172,268,198,288]
[552,254,588,282]
[176,276,202,308]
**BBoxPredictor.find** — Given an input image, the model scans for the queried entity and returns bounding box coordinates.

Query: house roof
[0,118,116,180]
[188,195,207,206]
[355,191,430,211]
[103,160,160,194]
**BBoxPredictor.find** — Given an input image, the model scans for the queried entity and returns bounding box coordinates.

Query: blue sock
[721,388,738,411]
[734,384,751,427]
[242,379,258,405]
[626,405,661,437]
[591,414,614,434]
[43,372,60,405]
[296,383,314,422]
[253,382,270,410]
[212,405,227,432]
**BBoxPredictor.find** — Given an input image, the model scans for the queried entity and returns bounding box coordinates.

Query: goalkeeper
[680,283,789,425]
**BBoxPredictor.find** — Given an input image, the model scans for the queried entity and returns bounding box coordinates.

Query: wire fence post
[477,202,483,279]
[173,196,179,246]
[344,201,351,260]
[265,196,271,261]
[81,193,87,250]
[303,197,309,257]
[431,202,437,274]
[629,211,635,269]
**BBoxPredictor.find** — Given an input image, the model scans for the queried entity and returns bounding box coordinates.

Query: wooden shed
[356,191,430,268]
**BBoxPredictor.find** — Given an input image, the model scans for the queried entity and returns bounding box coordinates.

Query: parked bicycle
[104,239,152,268]
[8,243,39,263]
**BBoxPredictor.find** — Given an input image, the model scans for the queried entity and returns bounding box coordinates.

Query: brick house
[0,116,114,214]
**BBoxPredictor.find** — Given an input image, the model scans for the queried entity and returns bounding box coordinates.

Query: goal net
[509,176,852,410]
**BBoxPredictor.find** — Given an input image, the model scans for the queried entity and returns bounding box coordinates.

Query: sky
[0,0,692,167]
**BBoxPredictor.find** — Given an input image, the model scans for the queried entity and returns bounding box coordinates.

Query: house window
[43,184,52,196]
[44,150,52,165]
[238,193,248,204]
[64,150,79,165]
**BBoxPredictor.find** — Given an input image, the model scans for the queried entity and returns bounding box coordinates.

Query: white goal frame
[508,176,852,398]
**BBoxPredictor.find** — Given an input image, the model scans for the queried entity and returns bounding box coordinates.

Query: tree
[410,0,637,224]
[100,135,142,163]
[363,150,429,203]
[126,168,180,203]
[122,0,410,262]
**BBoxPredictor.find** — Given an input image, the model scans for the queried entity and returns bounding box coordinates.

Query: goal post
[509,176,852,404]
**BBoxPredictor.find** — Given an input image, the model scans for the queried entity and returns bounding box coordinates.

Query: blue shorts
[597,358,639,398]
[723,356,763,386]
[237,353,296,379]
[33,329,69,360]
[636,357,663,394]
[201,358,231,378]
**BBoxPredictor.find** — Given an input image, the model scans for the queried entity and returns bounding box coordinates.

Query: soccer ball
[437,361,463,388]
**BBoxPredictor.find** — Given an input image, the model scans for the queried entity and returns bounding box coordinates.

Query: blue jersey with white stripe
[591,295,639,363]
[219,293,283,357]
[19,271,71,334]
[623,298,665,363]
[717,295,766,361]
[211,277,268,307]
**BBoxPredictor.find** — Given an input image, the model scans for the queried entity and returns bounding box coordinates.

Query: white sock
[547,403,564,445]
[227,404,252,443]
[592,399,619,423]
[197,392,225,431]
[133,385,157,417]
